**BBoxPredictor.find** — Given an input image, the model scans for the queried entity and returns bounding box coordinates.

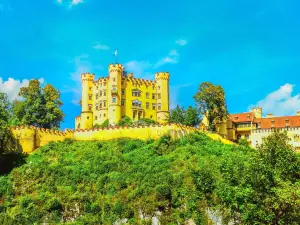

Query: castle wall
[73,124,196,141]
[11,124,234,154]
[11,126,74,154]
[123,77,157,122]
[250,127,300,152]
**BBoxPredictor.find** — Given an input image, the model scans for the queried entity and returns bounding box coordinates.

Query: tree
[11,80,64,129]
[117,116,133,127]
[134,118,157,126]
[217,131,300,224]
[184,106,200,127]
[93,119,109,129]
[194,82,228,131]
[0,93,21,155]
[169,105,185,124]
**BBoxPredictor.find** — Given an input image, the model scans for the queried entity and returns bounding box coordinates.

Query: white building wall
[250,127,300,151]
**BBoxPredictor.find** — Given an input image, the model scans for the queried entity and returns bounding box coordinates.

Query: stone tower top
[155,72,170,80]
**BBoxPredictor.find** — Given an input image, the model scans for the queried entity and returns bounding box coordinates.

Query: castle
[75,63,170,129]
[215,108,300,151]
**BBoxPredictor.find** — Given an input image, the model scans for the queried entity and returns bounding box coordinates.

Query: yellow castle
[75,63,170,129]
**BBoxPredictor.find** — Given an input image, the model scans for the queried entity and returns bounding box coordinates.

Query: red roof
[254,116,300,129]
[230,112,254,123]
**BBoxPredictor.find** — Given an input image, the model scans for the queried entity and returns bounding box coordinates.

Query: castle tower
[155,72,170,123]
[251,107,262,119]
[108,64,123,125]
[80,73,94,129]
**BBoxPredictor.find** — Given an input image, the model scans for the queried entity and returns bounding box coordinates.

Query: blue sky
[0,0,300,129]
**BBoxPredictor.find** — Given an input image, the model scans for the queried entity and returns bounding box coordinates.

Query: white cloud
[0,77,44,102]
[154,49,179,68]
[249,83,300,116]
[56,0,83,6]
[175,39,187,46]
[93,43,110,50]
[71,0,83,5]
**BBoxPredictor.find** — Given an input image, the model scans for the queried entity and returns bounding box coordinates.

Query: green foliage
[134,118,157,126]
[169,105,185,124]
[0,92,22,156]
[93,119,110,129]
[217,131,300,224]
[194,82,228,131]
[117,116,133,127]
[0,131,298,224]
[11,80,64,129]
[238,137,250,147]
[184,106,200,126]
[169,105,200,127]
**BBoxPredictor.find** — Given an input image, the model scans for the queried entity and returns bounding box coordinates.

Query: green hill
[0,132,299,224]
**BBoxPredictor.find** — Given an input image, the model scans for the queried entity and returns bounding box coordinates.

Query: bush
[0,131,298,224]
[93,119,109,129]
[117,116,133,127]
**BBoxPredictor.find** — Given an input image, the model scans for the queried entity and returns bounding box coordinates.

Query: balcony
[236,123,252,131]
[131,105,143,110]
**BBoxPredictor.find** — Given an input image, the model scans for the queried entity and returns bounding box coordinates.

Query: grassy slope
[0,132,252,224]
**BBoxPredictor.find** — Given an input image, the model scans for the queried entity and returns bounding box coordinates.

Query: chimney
[297,111,300,116]
[266,114,274,118]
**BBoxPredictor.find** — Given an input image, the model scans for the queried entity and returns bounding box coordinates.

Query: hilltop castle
[75,63,170,129]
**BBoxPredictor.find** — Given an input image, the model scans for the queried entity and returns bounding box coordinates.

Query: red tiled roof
[254,116,300,129]
[230,112,254,123]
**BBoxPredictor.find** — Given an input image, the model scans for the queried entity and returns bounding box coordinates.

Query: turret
[107,64,123,125]
[80,73,94,129]
[251,107,262,119]
[155,72,170,123]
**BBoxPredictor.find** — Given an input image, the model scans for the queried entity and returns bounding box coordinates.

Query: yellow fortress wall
[74,124,197,141]
[11,126,74,153]
[10,124,233,153]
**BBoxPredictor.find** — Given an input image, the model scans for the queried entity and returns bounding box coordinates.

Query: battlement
[155,72,170,80]
[10,123,233,154]
[109,63,124,73]
[74,123,198,133]
[81,73,95,81]
[127,77,155,86]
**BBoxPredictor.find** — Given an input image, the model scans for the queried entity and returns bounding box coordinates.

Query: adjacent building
[216,108,300,151]
[75,63,170,129]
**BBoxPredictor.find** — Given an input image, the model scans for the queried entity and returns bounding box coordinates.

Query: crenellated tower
[107,64,123,125]
[80,73,94,129]
[155,72,170,123]
[251,107,262,119]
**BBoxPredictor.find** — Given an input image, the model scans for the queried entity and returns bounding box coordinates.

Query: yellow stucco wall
[11,126,74,154]
[11,124,234,154]
[74,124,196,141]
[76,63,170,129]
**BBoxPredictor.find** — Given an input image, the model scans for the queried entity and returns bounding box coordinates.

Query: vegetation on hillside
[0,92,24,175]
[0,131,298,224]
